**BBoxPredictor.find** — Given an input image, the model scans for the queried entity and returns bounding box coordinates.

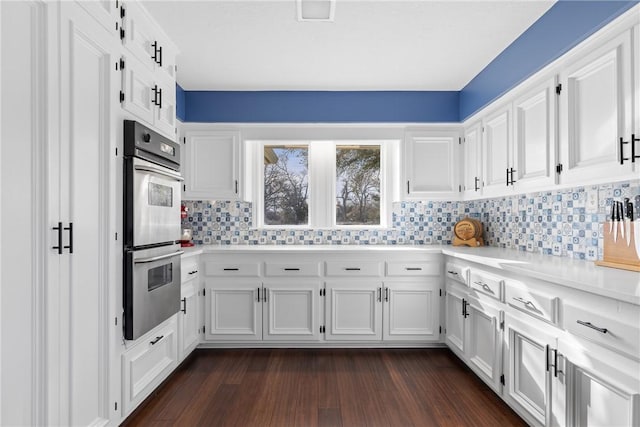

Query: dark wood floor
[122,348,526,427]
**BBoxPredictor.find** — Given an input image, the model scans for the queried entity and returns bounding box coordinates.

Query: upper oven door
[131,157,182,247]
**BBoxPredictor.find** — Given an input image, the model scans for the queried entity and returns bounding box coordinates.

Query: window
[252,140,398,229]
[336,145,380,225]
[263,145,309,226]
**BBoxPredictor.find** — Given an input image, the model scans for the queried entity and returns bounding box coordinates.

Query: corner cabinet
[403,130,460,200]
[182,130,242,200]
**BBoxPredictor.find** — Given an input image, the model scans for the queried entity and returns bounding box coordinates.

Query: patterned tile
[182,180,639,261]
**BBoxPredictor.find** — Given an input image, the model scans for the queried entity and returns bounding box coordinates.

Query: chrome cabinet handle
[257,288,260,302]
[263,287,268,303]
[64,223,73,254]
[134,165,183,181]
[181,297,187,314]
[384,288,389,302]
[513,296,538,312]
[377,287,382,302]
[134,250,184,264]
[150,335,164,345]
[577,320,608,334]
[474,281,494,294]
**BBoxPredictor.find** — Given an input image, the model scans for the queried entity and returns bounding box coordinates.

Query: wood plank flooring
[122,348,526,427]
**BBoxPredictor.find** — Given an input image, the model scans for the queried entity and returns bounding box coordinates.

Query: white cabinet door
[263,281,322,341]
[559,29,634,184]
[76,0,118,33]
[179,280,199,361]
[445,285,466,354]
[383,280,440,342]
[553,337,640,427]
[325,280,382,341]
[121,54,155,126]
[463,123,483,197]
[512,77,557,191]
[465,297,502,393]
[404,131,459,200]
[51,3,117,425]
[122,317,178,416]
[122,1,155,70]
[503,313,556,427]
[204,280,262,341]
[183,131,241,200]
[154,78,177,139]
[482,106,512,197]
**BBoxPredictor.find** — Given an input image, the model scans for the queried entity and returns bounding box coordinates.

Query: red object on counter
[181,204,188,219]
[181,241,195,247]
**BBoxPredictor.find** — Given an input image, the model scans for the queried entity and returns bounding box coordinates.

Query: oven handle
[134,165,184,182]
[134,250,185,264]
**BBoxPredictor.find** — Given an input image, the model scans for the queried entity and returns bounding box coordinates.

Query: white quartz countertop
[186,244,640,304]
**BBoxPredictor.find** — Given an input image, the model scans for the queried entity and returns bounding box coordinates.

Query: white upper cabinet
[183,130,241,200]
[482,106,512,197]
[120,1,178,140]
[404,130,460,200]
[463,122,483,198]
[558,28,635,184]
[512,77,557,191]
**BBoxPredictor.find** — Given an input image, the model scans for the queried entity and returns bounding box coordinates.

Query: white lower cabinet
[205,280,263,341]
[554,337,640,427]
[178,279,200,361]
[263,280,322,341]
[325,280,383,341]
[503,312,558,427]
[445,281,502,392]
[383,280,440,342]
[122,316,179,416]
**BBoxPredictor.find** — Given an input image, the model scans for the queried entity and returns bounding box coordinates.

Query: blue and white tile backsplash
[182,180,639,261]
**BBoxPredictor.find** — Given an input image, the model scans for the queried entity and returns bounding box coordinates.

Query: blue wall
[459,1,639,121]
[177,1,638,123]
[184,91,459,123]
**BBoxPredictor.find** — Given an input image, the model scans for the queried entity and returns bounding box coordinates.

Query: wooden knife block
[594,222,640,272]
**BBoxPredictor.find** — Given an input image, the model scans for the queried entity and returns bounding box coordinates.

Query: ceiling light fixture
[297,0,336,22]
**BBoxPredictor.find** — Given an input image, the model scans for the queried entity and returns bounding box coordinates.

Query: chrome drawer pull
[223,268,239,271]
[284,268,300,271]
[577,320,608,334]
[345,267,361,271]
[447,270,458,275]
[474,281,494,294]
[513,297,539,312]
[405,267,422,271]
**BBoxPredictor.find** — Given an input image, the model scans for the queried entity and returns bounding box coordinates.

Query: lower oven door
[124,244,184,340]
[128,157,182,247]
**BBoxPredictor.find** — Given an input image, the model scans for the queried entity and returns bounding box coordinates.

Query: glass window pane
[336,145,380,225]
[264,146,309,226]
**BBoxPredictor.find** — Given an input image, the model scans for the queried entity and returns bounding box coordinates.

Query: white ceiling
[142,1,555,91]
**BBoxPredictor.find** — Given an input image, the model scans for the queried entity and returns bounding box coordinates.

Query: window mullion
[308,142,335,228]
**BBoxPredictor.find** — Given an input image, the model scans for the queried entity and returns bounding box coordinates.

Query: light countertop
[183,244,640,304]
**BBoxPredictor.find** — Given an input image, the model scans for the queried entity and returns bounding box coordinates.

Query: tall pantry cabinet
[1,1,120,425]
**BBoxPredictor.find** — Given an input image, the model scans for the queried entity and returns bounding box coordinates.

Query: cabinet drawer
[505,280,557,324]
[469,270,503,301]
[564,301,640,359]
[265,262,321,277]
[325,261,382,277]
[205,262,260,277]
[181,258,199,283]
[122,317,178,415]
[386,261,440,276]
[445,262,468,285]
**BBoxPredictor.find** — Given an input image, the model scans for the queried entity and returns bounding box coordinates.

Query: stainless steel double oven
[124,120,183,340]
